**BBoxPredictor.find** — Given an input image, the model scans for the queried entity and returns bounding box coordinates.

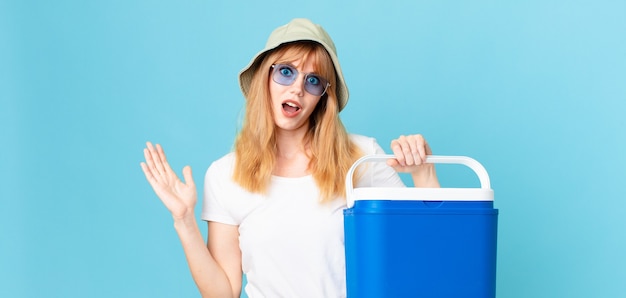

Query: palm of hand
[141,142,197,220]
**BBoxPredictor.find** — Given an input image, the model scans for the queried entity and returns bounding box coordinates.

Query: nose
[288,74,305,96]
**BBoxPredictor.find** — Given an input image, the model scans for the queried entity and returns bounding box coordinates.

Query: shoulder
[206,152,236,176]
[349,134,405,188]
[349,134,386,155]
[202,152,258,225]
[204,152,238,189]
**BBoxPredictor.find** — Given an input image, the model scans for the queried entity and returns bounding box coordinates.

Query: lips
[282,100,302,116]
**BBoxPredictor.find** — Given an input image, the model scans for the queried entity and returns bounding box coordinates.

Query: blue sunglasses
[271,64,330,96]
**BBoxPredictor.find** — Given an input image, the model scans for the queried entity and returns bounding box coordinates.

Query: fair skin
[270,59,323,177]
[140,57,438,298]
[141,143,241,298]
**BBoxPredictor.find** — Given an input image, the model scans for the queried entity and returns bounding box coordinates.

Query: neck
[273,127,311,177]
[274,126,308,157]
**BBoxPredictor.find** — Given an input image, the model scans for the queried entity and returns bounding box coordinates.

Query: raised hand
[388,134,440,187]
[140,142,197,220]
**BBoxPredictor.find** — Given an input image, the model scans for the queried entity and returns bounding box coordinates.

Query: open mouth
[282,101,301,114]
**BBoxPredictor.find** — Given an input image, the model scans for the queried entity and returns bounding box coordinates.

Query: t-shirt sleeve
[201,159,239,225]
[372,140,406,187]
[351,134,406,188]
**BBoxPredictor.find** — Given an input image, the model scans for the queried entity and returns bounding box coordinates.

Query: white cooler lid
[353,187,494,202]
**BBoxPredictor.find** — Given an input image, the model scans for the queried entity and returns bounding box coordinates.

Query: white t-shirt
[201,134,404,298]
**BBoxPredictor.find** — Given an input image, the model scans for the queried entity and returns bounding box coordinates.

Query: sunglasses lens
[304,75,327,96]
[271,64,329,96]
[273,65,296,86]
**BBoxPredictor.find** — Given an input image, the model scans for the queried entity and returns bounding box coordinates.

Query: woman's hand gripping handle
[388,134,440,188]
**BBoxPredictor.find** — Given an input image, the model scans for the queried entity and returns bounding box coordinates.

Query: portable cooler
[343,155,498,298]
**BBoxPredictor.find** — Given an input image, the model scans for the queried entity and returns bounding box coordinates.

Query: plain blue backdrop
[1,0,624,297]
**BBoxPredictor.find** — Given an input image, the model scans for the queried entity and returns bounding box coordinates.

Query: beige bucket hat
[238,18,349,111]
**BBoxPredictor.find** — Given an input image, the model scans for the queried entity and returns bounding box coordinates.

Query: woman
[141,18,439,298]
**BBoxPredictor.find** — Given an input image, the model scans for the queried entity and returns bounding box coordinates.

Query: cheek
[307,95,322,108]
[268,83,280,104]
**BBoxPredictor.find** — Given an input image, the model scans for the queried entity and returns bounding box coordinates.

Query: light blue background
[1,0,624,297]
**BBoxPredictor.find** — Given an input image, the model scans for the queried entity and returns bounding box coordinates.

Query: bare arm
[207,221,242,297]
[140,142,241,297]
[174,217,241,298]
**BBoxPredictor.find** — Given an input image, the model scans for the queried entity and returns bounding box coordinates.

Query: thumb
[387,158,400,168]
[182,165,195,187]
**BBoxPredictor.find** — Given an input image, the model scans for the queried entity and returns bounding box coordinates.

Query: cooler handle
[345,154,491,208]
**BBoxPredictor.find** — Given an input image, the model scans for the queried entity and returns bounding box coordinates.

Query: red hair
[233,41,362,202]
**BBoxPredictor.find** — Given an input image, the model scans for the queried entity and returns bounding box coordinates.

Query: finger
[155,143,173,176]
[182,165,195,188]
[403,135,419,166]
[146,142,167,178]
[417,135,428,162]
[140,162,156,183]
[424,141,433,155]
[143,147,157,175]
[386,158,400,168]
[142,161,180,209]
[390,138,407,167]
[398,135,418,166]
[143,146,163,183]
[140,161,165,191]
[408,134,426,165]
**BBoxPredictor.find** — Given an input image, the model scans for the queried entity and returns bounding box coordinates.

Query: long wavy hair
[233,41,362,202]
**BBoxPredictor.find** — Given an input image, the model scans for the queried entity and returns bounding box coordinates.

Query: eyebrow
[280,63,321,75]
